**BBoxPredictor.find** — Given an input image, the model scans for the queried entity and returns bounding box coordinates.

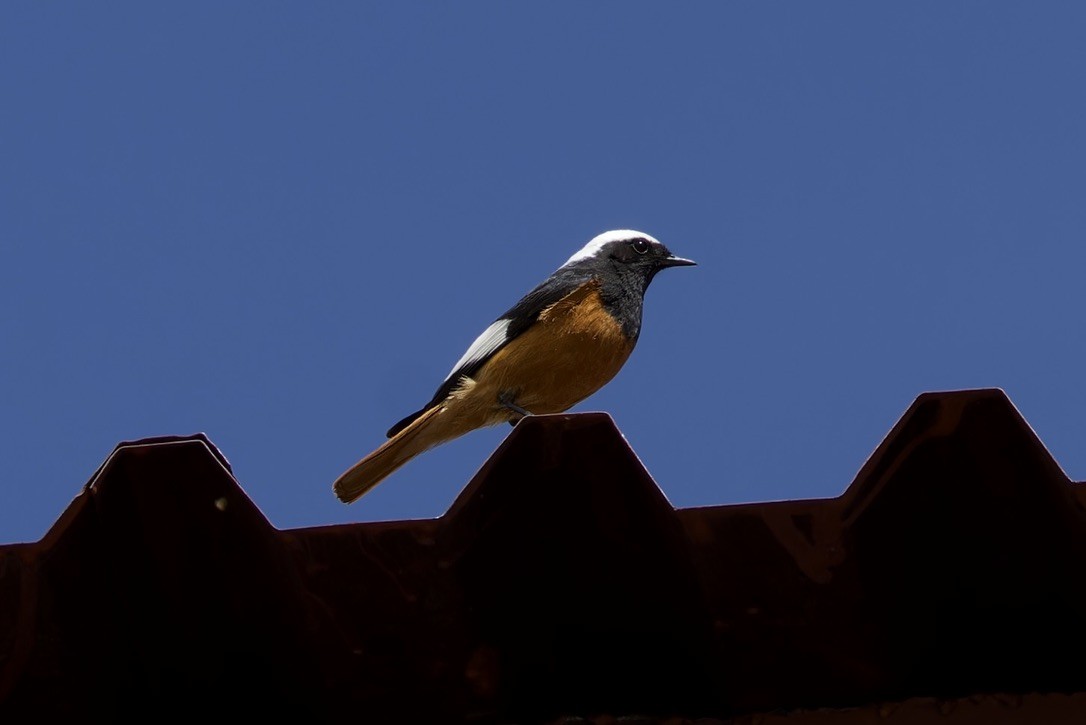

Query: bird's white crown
[562,229,660,267]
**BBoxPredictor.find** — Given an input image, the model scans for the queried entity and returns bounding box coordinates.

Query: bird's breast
[470,281,635,416]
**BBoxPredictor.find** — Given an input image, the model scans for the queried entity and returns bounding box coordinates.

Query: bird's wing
[443,318,512,384]
[385,271,593,438]
[435,270,595,396]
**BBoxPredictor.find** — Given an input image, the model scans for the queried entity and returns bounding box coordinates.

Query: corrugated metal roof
[2,388,1085,723]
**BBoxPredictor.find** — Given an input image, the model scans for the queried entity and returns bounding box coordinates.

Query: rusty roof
[2,388,1085,723]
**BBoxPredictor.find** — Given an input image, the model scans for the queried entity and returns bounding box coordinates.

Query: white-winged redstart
[333,229,695,503]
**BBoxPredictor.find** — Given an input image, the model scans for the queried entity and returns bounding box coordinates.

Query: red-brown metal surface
[1,389,1085,723]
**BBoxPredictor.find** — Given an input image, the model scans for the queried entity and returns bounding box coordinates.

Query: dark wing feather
[385,269,593,438]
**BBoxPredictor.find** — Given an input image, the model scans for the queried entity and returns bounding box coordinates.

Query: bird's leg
[498,391,533,426]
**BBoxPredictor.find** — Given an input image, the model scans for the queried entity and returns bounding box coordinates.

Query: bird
[333,229,695,504]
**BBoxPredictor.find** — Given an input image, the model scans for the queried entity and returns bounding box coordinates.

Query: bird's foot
[498,392,533,426]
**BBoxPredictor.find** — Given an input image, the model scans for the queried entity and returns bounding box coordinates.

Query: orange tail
[332,405,455,504]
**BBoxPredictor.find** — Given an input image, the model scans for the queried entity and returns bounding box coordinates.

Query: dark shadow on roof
[2,388,1085,723]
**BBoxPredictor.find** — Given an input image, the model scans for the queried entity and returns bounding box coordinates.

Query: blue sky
[3,3,1085,544]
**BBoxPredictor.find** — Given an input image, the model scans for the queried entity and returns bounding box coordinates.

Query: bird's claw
[498,392,533,425]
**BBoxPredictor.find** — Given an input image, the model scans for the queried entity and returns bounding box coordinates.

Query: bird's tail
[333,405,447,503]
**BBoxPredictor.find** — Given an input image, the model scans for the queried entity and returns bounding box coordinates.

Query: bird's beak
[660,254,696,268]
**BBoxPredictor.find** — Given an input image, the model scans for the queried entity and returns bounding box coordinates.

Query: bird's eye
[631,239,650,254]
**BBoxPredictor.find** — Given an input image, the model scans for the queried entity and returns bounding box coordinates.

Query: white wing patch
[444,318,511,381]
[562,229,659,266]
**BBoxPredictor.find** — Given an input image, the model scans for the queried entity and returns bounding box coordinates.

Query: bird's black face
[558,229,694,339]
[560,230,695,297]
[606,236,696,274]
